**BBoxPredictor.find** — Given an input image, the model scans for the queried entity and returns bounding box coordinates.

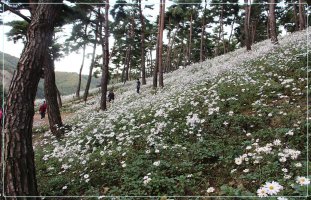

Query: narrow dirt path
[33,112,73,128]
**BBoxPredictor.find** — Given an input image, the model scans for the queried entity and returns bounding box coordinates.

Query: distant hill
[0,51,101,99]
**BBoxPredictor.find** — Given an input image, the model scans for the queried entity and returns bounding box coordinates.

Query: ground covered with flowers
[34,30,310,198]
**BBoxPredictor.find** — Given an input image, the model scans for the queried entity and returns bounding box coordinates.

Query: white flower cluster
[186,113,202,128]
[143,173,152,185]
[257,181,283,197]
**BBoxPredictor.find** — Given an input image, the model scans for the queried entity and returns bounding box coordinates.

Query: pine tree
[4,1,62,196]
[2,1,65,137]
[100,0,110,111]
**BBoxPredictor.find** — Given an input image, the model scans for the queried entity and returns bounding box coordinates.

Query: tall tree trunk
[166,25,178,72]
[4,2,61,197]
[269,0,278,44]
[293,3,299,31]
[200,0,207,62]
[244,0,251,50]
[228,16,236,50]
[100,0,109,111]
[44,51,63,137]
[153,13,161,88]
[158,0,165,87]
[126,46,132,81]
[128,16,135,81]
[251,20,257,45]
[149,48,153,76]
[76,24,89,98]
[215,11,222,56]
[188,11,193,64]
[123,18,134,83]
[121,63,126,83]
[138,0,146,85]
[84,19,99,102]
[299,0,306,30]
[122,47,130,83]
[164,16,171,73]
[220,3,226,54]
[266,12,270,39]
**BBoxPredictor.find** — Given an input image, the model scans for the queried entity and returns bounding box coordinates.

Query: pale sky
[1,0,286,75]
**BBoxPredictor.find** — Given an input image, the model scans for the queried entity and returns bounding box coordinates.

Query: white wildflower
[295,163,302,167]
[235,157,243,165]
[153,161,160,166]
[263,181,283,195]
[296,176,310,186]
[206,187,215,193]
[257,187,268,197]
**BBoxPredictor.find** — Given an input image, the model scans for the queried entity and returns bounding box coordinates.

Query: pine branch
[1,2,31,23]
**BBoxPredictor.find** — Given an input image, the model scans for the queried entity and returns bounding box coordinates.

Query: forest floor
[33,112,73,128]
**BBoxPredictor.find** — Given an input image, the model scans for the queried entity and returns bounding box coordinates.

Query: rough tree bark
[100,0,109,111]
[44,51,63,138]
[269,0,278,44]
[4,2,61,197]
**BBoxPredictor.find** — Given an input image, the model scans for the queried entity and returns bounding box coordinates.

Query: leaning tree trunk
[158,0,165,88]
[269,0,278,44]
[84,19,99,102]
[138,0,146,85]
[100,0,109,111]
[44,51,63,138]
[244,0,251,50]
[4,2,61,197]
[298,0,306,30]
[76,24,88,98]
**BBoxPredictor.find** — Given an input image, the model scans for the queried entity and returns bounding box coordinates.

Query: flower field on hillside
[34,30,310,198]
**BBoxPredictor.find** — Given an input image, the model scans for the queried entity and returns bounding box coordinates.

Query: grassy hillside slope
[0,51,101,98]
[35,30,309,198]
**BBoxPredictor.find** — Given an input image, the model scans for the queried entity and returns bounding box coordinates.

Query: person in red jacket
[39,101,47,119]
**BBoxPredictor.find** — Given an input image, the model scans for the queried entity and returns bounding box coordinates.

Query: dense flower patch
[34,30,310,197]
